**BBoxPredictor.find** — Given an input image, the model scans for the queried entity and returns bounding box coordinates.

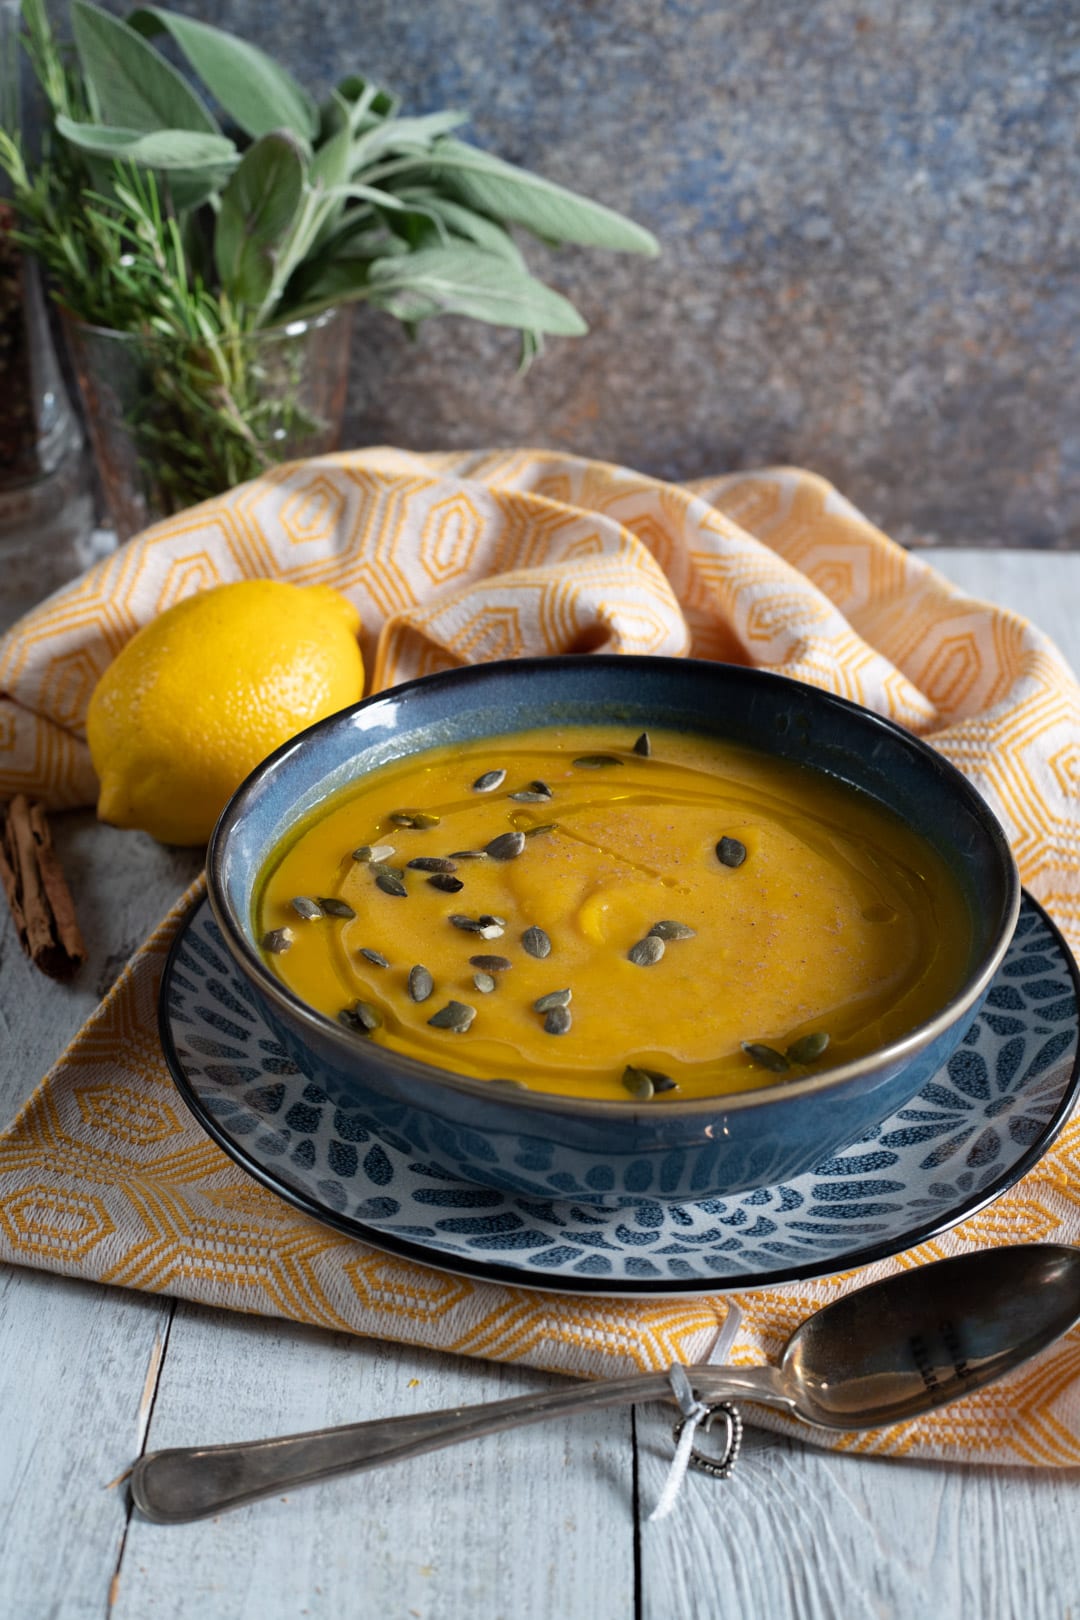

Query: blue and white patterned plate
[160,893,1080,1298]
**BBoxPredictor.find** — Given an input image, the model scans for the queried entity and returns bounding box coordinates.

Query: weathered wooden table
[3,550,1080,1620]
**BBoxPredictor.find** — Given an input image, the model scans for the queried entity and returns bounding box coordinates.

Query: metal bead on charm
[671,1401,743,1480]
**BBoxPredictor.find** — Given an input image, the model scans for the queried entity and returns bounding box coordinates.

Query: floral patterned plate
[160,892,1080,1298]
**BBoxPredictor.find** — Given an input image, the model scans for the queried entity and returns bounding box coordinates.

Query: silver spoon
[129,1243,1080,1522]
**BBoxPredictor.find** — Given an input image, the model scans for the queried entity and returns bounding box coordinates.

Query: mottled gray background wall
[55,0,1080,545]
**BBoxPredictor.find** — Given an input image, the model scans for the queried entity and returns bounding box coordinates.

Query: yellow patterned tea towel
[1,448,1079,1468]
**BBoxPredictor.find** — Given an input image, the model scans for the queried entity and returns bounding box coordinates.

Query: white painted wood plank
[0,1265,172,1620]
[0,811,201,1120]
[926,548,1080,675]
[635,1410,1080,1620]
[111,1302,635,1620]
[0,815,196,1620]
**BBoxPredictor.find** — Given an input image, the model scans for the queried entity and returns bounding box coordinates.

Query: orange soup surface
[256,725,973,1101]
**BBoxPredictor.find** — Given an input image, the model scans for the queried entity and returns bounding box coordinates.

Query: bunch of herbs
[0,0,657,516]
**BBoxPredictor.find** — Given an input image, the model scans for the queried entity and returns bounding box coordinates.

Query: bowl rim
[207,654,1022,1119]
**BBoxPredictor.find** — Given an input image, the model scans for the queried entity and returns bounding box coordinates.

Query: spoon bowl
[130,1244,1080,1522]
[772,1242,1080,1429]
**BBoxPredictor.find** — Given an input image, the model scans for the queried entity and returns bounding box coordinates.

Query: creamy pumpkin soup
[255,726,973,1101]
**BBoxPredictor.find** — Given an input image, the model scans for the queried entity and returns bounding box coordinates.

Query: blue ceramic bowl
[207,656,1020,1205]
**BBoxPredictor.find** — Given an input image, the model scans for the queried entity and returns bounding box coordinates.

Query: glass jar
[0,1,95,630]
[62,306,354,541]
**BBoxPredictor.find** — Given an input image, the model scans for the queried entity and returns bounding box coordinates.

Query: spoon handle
[129,1363,784,1523]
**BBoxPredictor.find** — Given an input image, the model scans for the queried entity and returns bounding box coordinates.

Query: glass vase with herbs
[0,0,93,620]
[0,0,657,538]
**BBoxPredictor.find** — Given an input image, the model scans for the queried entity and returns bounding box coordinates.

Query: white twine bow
[648,1302,744,1523]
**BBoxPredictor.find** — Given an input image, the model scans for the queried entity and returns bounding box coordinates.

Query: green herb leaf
[311,124,352,194]
[336,75,400,129]
[215,132,305,307]
[280,254,373,316]
[348,110,469,171]
[366,244,588,334]
[304,116,354,251]
[396,189,526,267]
[55,115,238,171]
[128,7,319,141]
[416,140,658,255]
[70,1,219,135]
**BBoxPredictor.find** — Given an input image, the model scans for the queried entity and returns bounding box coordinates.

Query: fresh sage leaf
[215,133,306,307]
[279,246,381,318]
[55,116,237,171]
[71,0,219,135]
[128,8,319,141]
[336,75,400,128]
[310,123,353,194]
[307,116,354,249]
[347,109,469,171]
[416,139,658,254]
[366,244,588,334]
[395,189,526,267]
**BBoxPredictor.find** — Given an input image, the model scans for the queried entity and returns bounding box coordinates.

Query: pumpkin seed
[473,971,497,994]
[521,925,552,959]
[621,1065,678,1096]
[573,753,623,768]
[478,914,506,927]
[358,947,390,968]
[408,964,434,1003]
[741,1041,790,1073]
[628,935,665,966]
[390,809,441,829]
[261,927,293,953]
[469,954,513,972]
[449,849,489,860]
[353,842,396,863]
[716,836,747,868]
[632,731,651,757]
[621,1065,654,1100]
[338,1000,382,1034]
[449,913,484,933]
[786,1031,830,1064]
[522,822,558,838]
[427,873,465,893]
[485,830,526,861]
[473,769,506,793]
[478,923,505,940]
[375,872,408,898]
[543,1005,572,1035]
[290,896,323,920]
[533,988,572,1012]
[648,919,696,941]
[509,790,549,803]
[318,896,356,919]
[406,856,458,873]
[370,862,404,879]
[428,999,476,1033]
[529,780,553,797]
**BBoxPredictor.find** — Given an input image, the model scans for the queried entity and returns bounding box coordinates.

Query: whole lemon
[87,580,364,846]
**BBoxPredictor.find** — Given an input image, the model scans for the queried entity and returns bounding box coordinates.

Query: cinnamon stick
[0,796,87,979]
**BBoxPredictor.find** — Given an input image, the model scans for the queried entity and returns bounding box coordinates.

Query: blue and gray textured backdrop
[55,0,1080,545]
